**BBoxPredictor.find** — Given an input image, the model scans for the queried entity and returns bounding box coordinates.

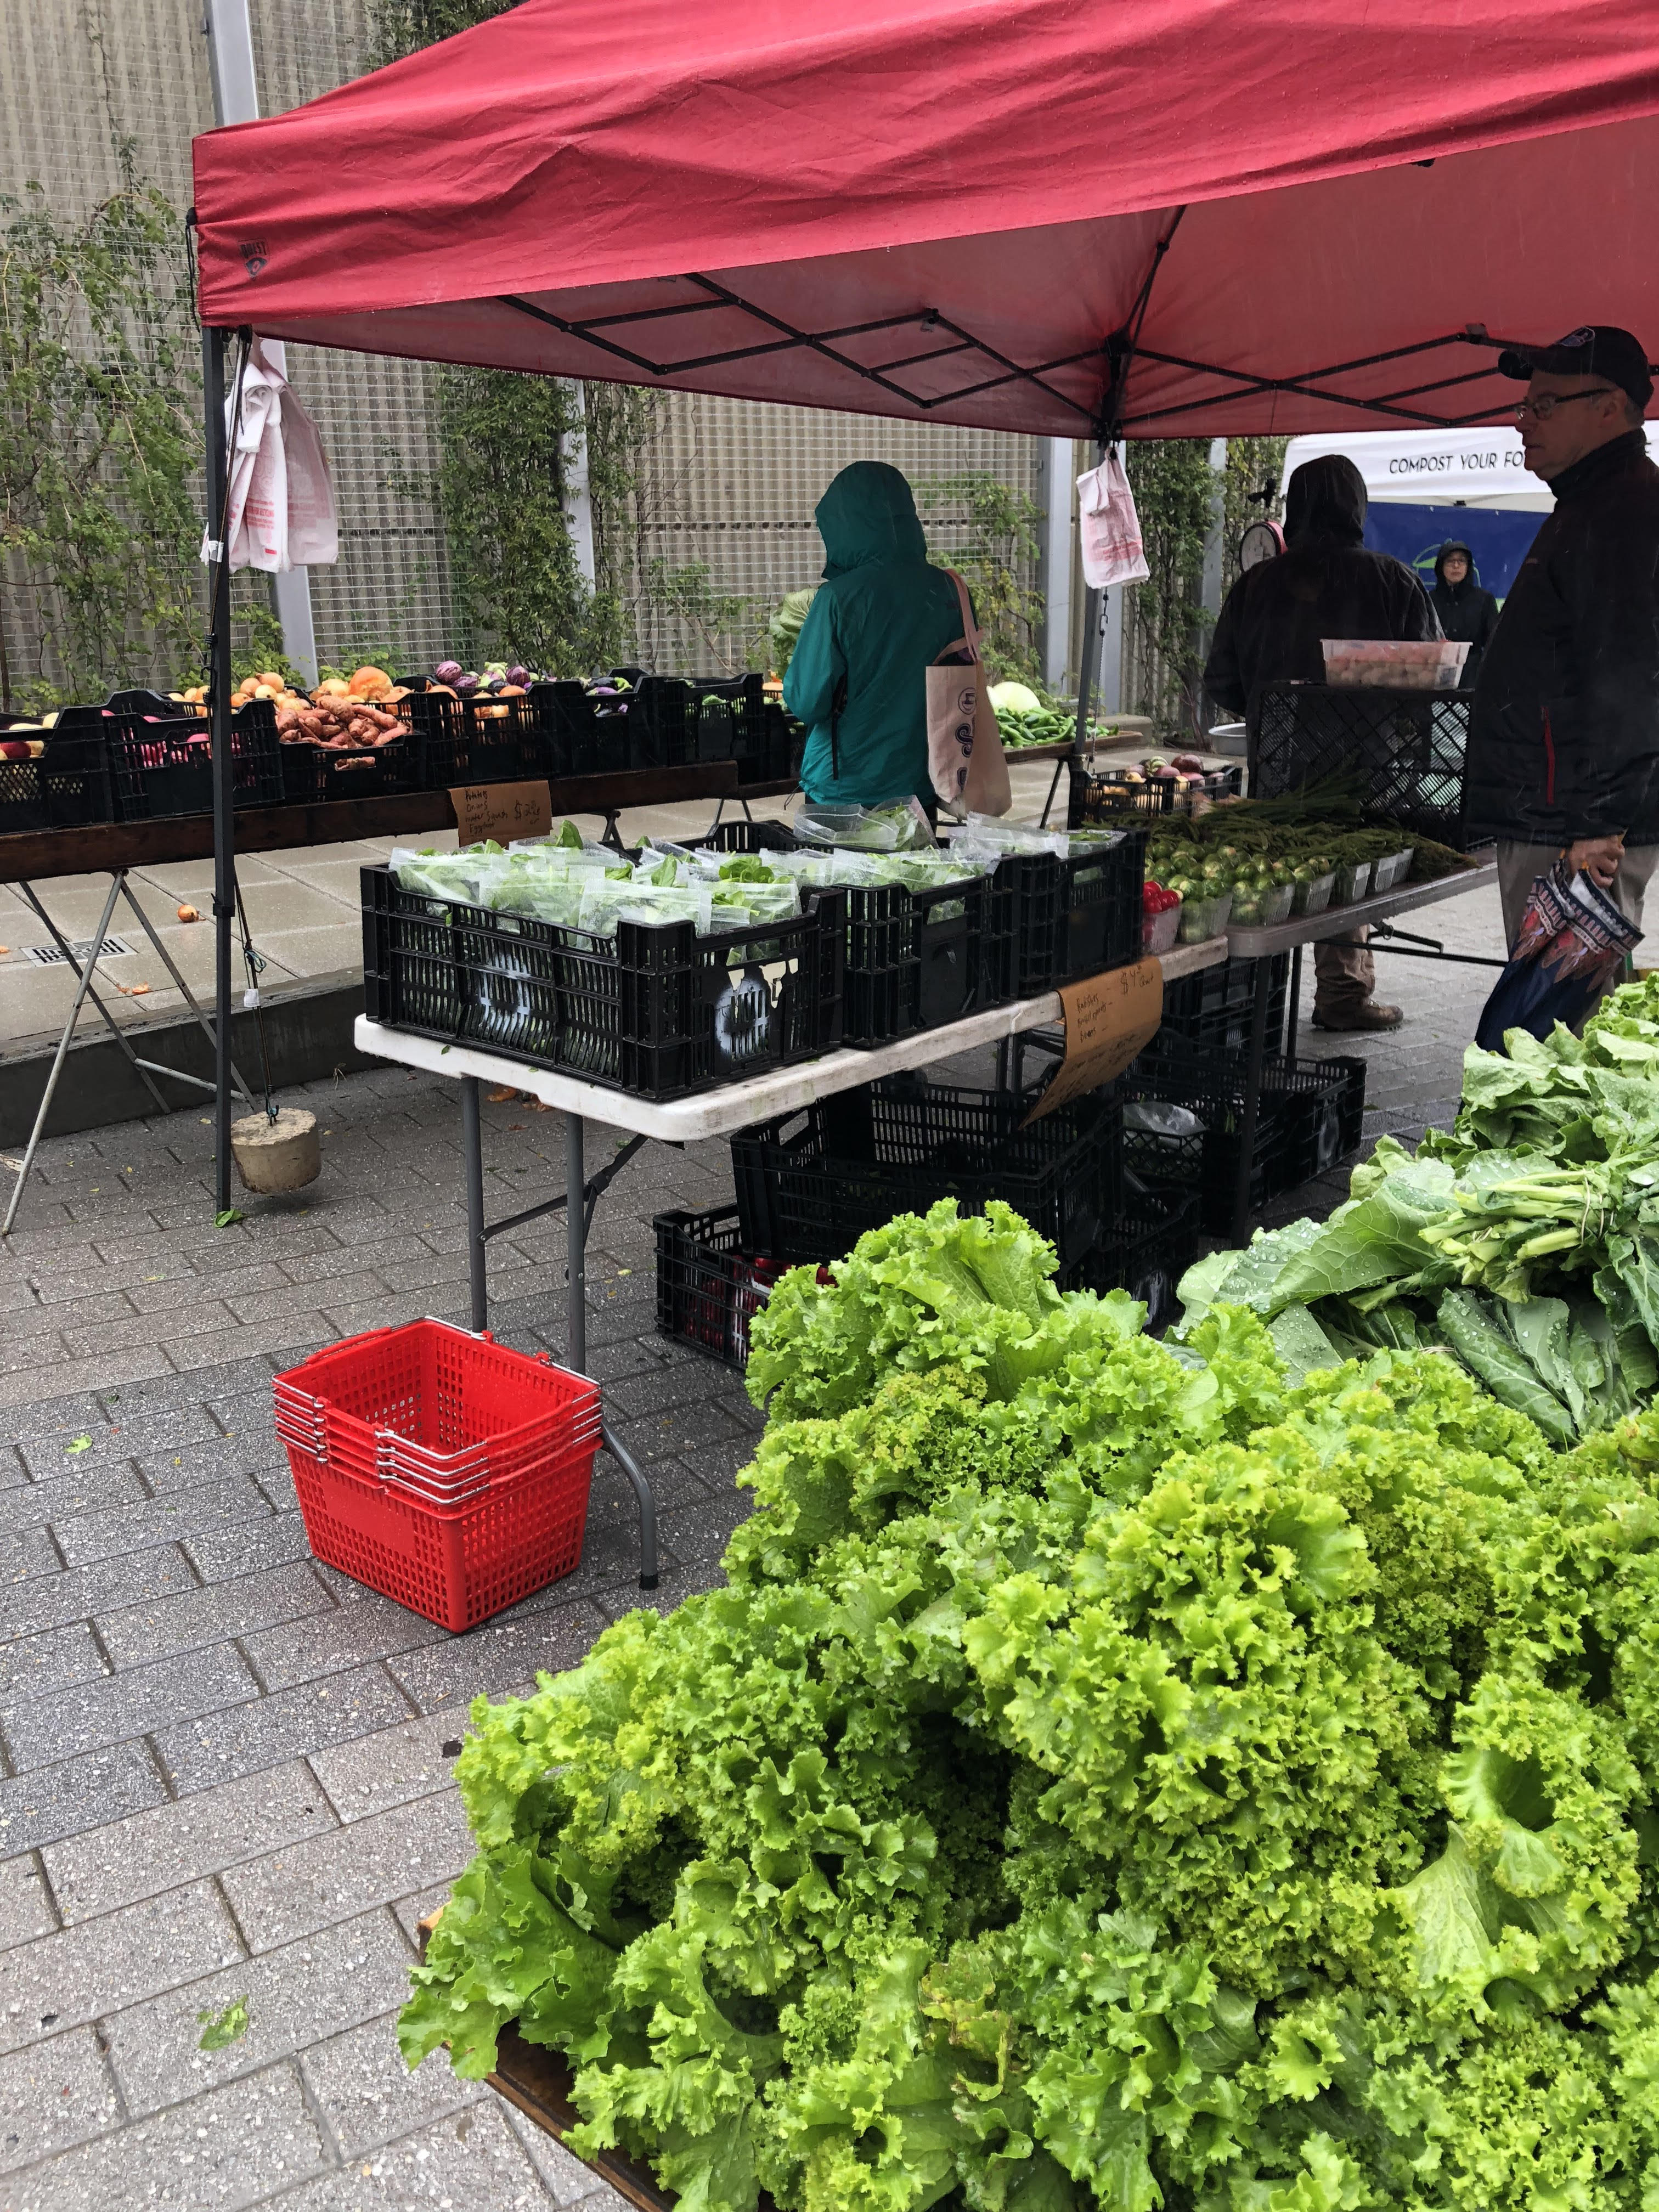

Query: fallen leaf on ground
[197,1996,249,2050]
[64,1436,91,1455]
[214,1207,245,1228]
[488,1086,516,1103]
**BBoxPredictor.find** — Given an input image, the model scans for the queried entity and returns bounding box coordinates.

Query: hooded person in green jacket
[783,461,968,810]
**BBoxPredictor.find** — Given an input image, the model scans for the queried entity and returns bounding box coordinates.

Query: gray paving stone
[222,1791,475,1955]
[155,1662,414,1797]
[1,2059,330,2212]
[0,1527,64,1582]
[1,1641,259,1775]
[307,1701,507,1827]
[49,1477,274,1570]
[250,2100,563,2212]
[161,1313,337,1374]
[133,1432,289,1494]
[0,1624,108,1707]
[4,1547,199,1643]
[0,1739,173,1857]
[183,1511,316,1585]
[499,2101,631,2208]
[385,1600,604,1717]
[95,1563,335,1673]
[0,1857,58,1953]
[105,1904,411,2118]
[3,1460,148,1531]
[43,1762,335,1925]
[298,2008,487,2162]
[0,1880,241,2056]
[0,2025,121,2176]
[241,1594,447,1695]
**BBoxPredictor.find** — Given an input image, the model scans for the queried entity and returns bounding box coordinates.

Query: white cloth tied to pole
[202,337,338,572]
[1077,449,1150,588]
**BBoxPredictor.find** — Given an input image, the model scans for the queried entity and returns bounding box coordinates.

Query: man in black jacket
[1205,452,1440,1031]
[1429,541,1500,689]
[1465,326,1659,960]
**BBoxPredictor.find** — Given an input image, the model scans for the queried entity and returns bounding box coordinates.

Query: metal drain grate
[24,935,136,968]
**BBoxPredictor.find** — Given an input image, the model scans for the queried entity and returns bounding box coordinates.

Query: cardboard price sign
[449,780,554,846]
[1023,957,1164,1124]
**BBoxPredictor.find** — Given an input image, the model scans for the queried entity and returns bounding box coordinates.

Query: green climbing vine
[915,470,1044,681]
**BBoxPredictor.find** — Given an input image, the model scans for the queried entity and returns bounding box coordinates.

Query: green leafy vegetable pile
[1184,973,1659,1441]
[402,1197,1659,2212]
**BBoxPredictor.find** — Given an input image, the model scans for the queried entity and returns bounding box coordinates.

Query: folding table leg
[1231,957,1274,1246]
[461,1076,488,1333]
[3,873,124,1237]
[15,879,172,1118]
[1286,945,1303,1064]
[566,1110,659,1589]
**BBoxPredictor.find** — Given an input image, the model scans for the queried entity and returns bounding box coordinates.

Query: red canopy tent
[194,0,1659,438]
[187,0,1659,1205]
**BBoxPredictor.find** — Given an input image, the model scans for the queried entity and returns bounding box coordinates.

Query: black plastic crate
[405,691,553,786]
[528,681,622,778]
[31,710,120,830]
[653,1205,781,1372]
[1057,828,1144,981]
[280,729,421,805]
[630,675,771,771]
[361,866,846,1102]
[702,820,983,1045]
[1118,1044,1366,1233]
[977,834,1144,1003]
[1069,760,1244,825]
[1254,684,1487,850]
[729,1076,1121,1268]
[1161,953,1291,1055]
[106,699,282,820]
[1062,1188,1201,1334]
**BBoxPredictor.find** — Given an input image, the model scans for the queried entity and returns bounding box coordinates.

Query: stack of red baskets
[274,1320,601,1631]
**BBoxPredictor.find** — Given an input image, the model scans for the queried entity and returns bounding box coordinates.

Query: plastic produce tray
[652,1205,780,1372]
[360,866,846,1102]
[730,1075,1121,1269]
[1253,682,1487,850]
[403,691,551,786]
[273,1321,601,1631]
[1117,1043,1366,1233]
[1062,1188,1201,1334]
[628,674,791,779]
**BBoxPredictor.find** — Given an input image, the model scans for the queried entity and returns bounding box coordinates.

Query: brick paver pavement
[0,892,1511,2208]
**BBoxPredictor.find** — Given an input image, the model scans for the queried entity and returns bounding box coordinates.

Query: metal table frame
[1222,859,1499,1242]
[352,938,1225,1589]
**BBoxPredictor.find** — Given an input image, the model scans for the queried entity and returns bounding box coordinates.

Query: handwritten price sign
[449,780,554,845]
[1023,956,1164,1124]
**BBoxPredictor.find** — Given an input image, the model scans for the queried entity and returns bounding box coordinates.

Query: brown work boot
[1311,1000,1404,1032]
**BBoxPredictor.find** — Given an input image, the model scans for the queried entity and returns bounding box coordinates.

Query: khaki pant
[1312,928,1375,1015]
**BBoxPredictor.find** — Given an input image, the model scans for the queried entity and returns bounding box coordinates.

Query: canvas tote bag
[925,568,1012,815]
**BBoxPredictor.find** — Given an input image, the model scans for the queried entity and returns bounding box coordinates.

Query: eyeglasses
[1514,387,1620,422]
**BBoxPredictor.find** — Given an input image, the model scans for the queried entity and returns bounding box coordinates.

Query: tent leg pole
[204,324,235,1217]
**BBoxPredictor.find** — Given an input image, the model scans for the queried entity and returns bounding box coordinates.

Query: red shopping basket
[273,1321,602,1632]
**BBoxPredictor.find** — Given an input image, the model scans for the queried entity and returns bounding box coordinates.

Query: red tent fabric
[192,0,1659,437]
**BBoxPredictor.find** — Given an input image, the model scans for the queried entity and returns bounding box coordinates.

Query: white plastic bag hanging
[1077,449,1150,588]
[203,337,338,573]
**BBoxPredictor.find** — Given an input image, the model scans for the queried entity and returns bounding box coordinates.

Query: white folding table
[353,936,1226,1589]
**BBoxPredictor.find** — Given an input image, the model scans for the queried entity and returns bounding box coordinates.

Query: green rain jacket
[784,462,967,808]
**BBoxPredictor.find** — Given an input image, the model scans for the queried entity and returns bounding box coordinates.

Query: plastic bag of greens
[957,814,1069,859]
[795,800,931,851]
[391,843,514,906]
[575,878,715,940]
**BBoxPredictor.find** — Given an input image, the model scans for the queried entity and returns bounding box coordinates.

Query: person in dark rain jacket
[1465,326,1659,966]
[1204,453,1440,1031]
[1428,541,1500,688]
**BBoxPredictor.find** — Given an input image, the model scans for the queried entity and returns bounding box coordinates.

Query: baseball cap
[1497,325,1654,411]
